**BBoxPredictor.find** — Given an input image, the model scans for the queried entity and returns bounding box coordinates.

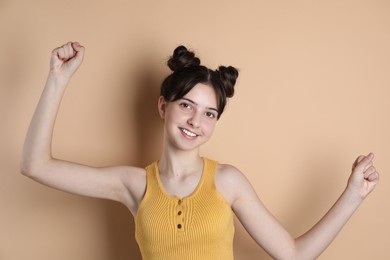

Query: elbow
[273,241,305,260]
[281,249,300,260]
[20,159,34,177]
[278,252,305,260]
[20,143,53,177]
[20,149,33,176]
[285,241,320,260]
[20,156,49,178]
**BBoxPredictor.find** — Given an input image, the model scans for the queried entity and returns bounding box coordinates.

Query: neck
[159,144,203,178]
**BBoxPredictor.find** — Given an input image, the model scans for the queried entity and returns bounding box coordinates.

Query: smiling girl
[21,42,379,260]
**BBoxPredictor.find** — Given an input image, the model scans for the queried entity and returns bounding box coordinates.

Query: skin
[21,42,379,260]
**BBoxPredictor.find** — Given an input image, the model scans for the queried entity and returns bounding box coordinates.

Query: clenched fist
[348,153,379,199]
[50,42,85,80]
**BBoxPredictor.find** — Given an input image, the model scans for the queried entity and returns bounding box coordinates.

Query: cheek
[203,120,217,135]
[164,109,188,130]
[165,107,182,122]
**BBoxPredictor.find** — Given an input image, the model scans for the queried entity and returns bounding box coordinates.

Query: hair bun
[167,45,201,72]
[217,66,239,98]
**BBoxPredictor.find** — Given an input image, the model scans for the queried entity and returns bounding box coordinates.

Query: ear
[158,96,166,119]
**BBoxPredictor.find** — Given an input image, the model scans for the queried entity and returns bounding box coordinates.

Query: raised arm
[220,153,379,259]
[293,153,379,258]
[20,42,145,215]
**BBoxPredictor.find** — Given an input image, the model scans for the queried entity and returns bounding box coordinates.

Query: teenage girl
[21,42,379,260]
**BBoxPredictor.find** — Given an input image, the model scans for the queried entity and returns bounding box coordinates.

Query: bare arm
[219,153,379,259]
[292,153,378,258]
[20,42,145,214]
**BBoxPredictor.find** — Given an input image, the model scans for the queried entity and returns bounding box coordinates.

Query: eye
[179,102,192,110]
[205,111,217,119]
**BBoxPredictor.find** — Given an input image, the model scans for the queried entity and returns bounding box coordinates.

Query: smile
[180,128,198,137]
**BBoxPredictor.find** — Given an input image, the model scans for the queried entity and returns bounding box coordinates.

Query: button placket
[176,199,184,231]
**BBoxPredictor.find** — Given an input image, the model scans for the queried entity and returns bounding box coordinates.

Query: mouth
[179,128,199,138]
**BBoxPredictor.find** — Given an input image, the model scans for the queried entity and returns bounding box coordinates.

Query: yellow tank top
[135,157,235,260]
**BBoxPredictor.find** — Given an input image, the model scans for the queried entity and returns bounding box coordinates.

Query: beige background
[1,0,389,259]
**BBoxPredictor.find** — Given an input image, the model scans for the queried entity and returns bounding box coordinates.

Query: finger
[71,42,82,51]
[72,42,85,59]
[367,171,379,182]
[357,155,366,164]
[353,155,365,169]
[57,42,76,60]
[364,161,373,172]
[64,42,76,59]
[364,166,376,179]
[354,153,374,173]
[56,44,69,60]
[352,155,366,170]
[51,46,61,59]
[364,171,379,182]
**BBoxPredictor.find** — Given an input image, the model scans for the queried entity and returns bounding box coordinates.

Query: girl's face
[159,83,219,151]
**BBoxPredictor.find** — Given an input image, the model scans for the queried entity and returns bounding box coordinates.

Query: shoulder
[215,163,256,206]
[216,163,251,185]
[216,163,246,182]
[123,165,147,179]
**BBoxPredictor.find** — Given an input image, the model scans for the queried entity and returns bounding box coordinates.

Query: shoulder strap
[202,157,218,188]
[144,161,160,196]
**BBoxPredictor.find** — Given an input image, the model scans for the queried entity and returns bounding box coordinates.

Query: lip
[179,127,199,139]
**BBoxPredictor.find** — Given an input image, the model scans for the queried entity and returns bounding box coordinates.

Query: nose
[187,111,201,128]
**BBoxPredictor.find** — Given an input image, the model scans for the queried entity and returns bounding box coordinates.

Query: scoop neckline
[154,157,207,201]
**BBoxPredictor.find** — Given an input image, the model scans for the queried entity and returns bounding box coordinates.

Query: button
[177,224,182,229]
[178,199,182,205]
[178,211,182,216]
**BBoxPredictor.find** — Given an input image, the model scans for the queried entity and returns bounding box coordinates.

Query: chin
[175,138,210,152]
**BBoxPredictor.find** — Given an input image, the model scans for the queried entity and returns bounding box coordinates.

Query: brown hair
[160,46,239,119]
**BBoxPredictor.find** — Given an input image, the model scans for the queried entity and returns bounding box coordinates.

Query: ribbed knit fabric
[135,157,235,260]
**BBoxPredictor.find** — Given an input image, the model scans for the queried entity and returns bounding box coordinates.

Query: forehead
[182,83,218,109]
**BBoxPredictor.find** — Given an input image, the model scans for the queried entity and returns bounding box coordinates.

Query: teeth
[181,128,197,137]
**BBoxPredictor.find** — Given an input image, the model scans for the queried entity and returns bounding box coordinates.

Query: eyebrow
[181,98,219,113]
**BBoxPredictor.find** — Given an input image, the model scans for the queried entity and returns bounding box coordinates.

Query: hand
[347,153,379,199]
[49,42,85,79]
